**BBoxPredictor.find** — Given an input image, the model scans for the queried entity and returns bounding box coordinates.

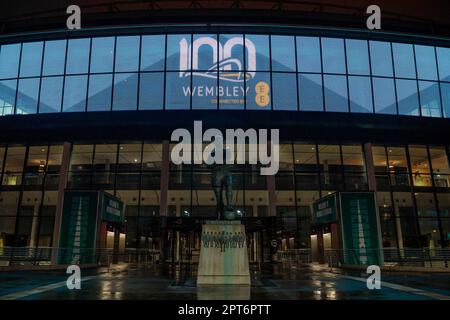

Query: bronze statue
[210,148,235,220]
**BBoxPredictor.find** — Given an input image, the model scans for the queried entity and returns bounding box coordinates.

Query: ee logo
[255,81,270,107]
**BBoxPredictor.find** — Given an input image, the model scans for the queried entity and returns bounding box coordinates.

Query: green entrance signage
[58,191,99,264]
[339,192,383,265]
[101,192,125,223]
[312,193,337,225]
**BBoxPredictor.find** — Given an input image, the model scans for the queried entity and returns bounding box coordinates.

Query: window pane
[141,35,165,71]
[342,145,365,171]
[271,36,296,72]
[345,39,370,75]
[63,75,87,112]
[165,72,190,109]
[297,36,321,73]
[272,73,297,110]
[246,35,269,71]
[324,75,348,112]
[318,145,341,170]
[441,82,450,118]
[118,144,142,171]
[115,36,140,72]
[39,76,63,113]
[415,45,438,80]
[246,72,271,110]
[322,38,346,74]
[113,73,138,111]
[66,38,90,74]
[429,147,449,174]
[373,77,396,114]
[348,76,373,113]
[220,34,244,73]
[392,43,416,78]
[43,40,67,76]
[4,146,26,174]
[70,144,93,171]
[409,145,430,174]
[139,72,164,110]
[20,42,43,78]
[419,81,442,117]
[0,79,17,115]
[16,78,40,114]
[87,74,112,111]
[437,47,450,81]
[90,37,115,73]
[219,72,244,110]
[298,74,323,111]
[396,79,420,116]
[167,34,190,71]
[0,44,21,79]
[370,41,393,77]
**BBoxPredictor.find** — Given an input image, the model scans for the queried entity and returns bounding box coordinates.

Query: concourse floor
[0,263,449,300]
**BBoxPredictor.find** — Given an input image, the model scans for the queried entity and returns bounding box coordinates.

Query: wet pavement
[1,263,449,300]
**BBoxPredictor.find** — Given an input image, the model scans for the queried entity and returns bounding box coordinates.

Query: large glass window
[90,37,115,73]
[20,42,44,78]
[396,79,420,116]
[369,41,393,77]
[246,35,270,72]
[167,35,189,72]
[348,76,373,113]
[441,82,450,118]
[87,74,113,111]
[373,77,396,114]
[296,36,321,73]
[139,73,164,110]
[392,43,416,78]
[298,74,323,111]
[63,75,87,112]
[0,79,17,115]
[16,78,40,114]
[43,40,67,76]
[436,47,450,82]
[39,77,63,113]
[324,75,348,112]
[141,35,165,72]
[415,45,438,80]
[0,44,21,79]
[321,38,346,74]
[113,73,138,111]
[115,36,140,72]
[66,38,90,75]
[345,39,370,75]
[272,73,297,110]
[165,72,190,109]
[271,36,296,72]
[246,72,271,110]
[418,81,442,117]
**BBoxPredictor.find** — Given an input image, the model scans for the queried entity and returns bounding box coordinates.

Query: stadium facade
[0,0,449,265]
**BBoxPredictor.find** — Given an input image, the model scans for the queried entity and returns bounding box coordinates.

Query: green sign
[58,191,99,264]
[339,192,382,265]
[312,193,337,225]
[101,192,125,223]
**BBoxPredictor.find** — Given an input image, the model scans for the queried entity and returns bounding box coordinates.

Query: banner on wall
[339,192,383,265]
[312,193,338,225]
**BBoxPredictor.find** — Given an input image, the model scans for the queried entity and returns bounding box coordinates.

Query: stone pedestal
[197,221,250,285]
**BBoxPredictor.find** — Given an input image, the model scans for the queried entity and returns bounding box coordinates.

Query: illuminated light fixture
[134,159,138,163]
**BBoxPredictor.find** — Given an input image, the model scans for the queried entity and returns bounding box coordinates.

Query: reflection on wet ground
[0,263,449,300]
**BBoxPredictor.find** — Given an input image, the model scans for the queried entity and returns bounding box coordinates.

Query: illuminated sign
[173,36,270,109]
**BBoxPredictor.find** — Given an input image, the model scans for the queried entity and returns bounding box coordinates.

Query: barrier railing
[325,247,450,269]
[0,247,160,267]
[276,249,312,263]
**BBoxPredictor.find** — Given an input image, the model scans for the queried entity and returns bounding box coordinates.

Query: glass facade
[1,142,449,253]
[0,33,448,117]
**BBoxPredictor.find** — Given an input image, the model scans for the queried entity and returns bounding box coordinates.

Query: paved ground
[0,263,449,300]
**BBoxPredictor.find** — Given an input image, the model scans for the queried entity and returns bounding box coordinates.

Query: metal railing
[276,249,312,263]
[325,247,450,269]
[0,246,160,267]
